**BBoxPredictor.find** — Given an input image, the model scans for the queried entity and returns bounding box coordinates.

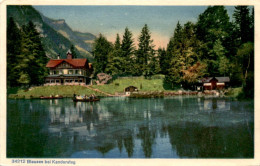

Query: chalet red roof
[200,77,230,83]
[46,59,88,68]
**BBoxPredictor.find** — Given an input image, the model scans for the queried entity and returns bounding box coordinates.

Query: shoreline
[7,89,232,99]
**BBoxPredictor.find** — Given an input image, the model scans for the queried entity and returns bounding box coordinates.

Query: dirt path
[85,86,114,97]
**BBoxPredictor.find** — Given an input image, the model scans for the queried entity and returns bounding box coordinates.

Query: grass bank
[7,76,175,99]
[8,85,105,99]
[224,87,243,98]
[91,76,175,95]
[8,76,243,99]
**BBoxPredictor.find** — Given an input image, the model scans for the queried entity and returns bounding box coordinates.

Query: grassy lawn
[8,85,105,99]
[91,76,175,95]
[225,87,243,98]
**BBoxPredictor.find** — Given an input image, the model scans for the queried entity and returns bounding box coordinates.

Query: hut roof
[200,77,230,83]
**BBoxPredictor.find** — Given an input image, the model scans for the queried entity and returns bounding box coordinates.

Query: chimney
[57,53,60,59]
[67,49,73,59]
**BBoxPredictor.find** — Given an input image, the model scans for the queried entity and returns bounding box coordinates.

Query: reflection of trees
[84,103,99,132]
[7,100,49,157]
[166,122,254,158]
[137,126,156,158]
[95,143,115,156]
[116,135,123,153]
[123,133,134,157]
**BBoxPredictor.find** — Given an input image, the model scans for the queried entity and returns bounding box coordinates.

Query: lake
[7,97,254,158]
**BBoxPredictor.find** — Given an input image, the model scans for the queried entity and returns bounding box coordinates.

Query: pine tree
[17,21,48,86]
[114,34,121,50]
[121,27,135,58]
[121,27,135,75]
[136,24,155,77]
[165,21,204,88]
[249,8,254,42]
[7,17,22,87]
[70,45,77,58]
[105,34,125,76]
[233,6,252,44]
[165,22,184,86]
[196,6,231,76]
[93,34,113,74]
[158,48,168,74]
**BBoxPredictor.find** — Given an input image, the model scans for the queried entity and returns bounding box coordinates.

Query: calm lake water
[7,97,254,158]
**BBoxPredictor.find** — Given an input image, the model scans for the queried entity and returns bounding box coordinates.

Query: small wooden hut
[125,86,138,95]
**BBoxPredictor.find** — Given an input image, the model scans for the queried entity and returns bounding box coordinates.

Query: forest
[7,6,254,98]
[92,6,254,97]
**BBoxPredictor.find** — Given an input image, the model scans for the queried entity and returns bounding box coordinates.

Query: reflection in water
[7,97,254,158]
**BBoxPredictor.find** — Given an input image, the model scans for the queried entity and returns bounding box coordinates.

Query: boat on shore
[73,98,100,102]
[40,96,63,99]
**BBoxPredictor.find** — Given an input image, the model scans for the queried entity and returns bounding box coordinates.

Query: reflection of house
[125,86,138,95]
[45,50,93,86]
[201,99,230,111]
[198,77,230,90]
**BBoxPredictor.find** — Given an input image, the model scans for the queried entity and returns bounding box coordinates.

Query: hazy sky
[34,6,235,49]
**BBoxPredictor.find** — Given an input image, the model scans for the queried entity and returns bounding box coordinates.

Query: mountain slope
[7,5,95,61]
[41,15,95,61]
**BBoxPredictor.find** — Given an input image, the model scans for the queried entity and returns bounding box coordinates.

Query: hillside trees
[233,6,254,97]
[93,34,113,74]
[91,5,254,95]
[165,21,204,88]
[196,6,231,76]
[121,27,136,75]
[70,45,77,58]
[105,34,125,75]
[7,17,22,87]
[136,24,156,77]
[7,18,48,87]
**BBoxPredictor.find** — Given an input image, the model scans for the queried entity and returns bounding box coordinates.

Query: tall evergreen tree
[165,22,184,85]
[114,34,121,50]
[93,34,113,74]
[121,27,135,74]
[165,21,204,88]
[7,17,22,87]
[105,34,125,76]
[70,45,77,58]
[196,6,231,76]
[158,48,168,74]
[249,8,254,42]
[136,24,155,76]
[121,27,135,58]
[18,21,48,85]
[233,6,252,44]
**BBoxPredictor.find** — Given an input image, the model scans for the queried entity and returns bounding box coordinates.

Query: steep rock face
[7,5,95,61]
[42,15,96,61]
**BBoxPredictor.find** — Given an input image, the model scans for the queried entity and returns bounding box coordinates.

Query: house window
[65,80,70,83]
[56,80,60,83]
[79,80,82,83]
[59,70,63,75]
[51,80,55,83]
[69,70,73,75]
[46,80,50,83]
[75,70,79,74]
[53,70,59,75]
[75,79,78,82]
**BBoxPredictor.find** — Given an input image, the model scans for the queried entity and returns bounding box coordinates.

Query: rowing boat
[40,96,63,99]
[73,98,100,102]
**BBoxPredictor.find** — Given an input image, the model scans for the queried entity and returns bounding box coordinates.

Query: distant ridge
[7,5,96,62]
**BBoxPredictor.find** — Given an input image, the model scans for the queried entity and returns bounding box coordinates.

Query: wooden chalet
[198,77,230,90]
[44,50,93,86]
[125,86,138,95]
